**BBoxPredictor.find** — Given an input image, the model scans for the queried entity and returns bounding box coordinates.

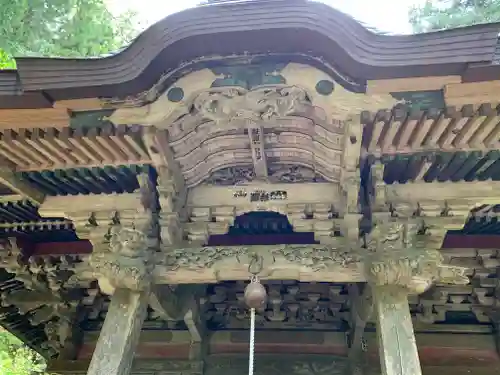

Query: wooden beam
[86,288,150,375]
[373,286,422,375]
[367,76,461,94]
[444,80,500,107]
[0,108,69,129]
[348,283,373,373]
[47,358,500,375]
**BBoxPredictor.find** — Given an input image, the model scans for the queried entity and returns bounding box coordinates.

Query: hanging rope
[248,307,256,375]
[244,258,267,375]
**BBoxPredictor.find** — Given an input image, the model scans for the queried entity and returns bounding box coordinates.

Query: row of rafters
[361,104,500,156]
[0,125,150,171]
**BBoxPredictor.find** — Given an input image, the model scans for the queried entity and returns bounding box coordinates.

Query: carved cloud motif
[186,86,311,128]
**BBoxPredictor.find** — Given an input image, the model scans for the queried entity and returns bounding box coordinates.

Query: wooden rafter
[0,167,44,204]
[362,104,500,156]
[0,126,150,171]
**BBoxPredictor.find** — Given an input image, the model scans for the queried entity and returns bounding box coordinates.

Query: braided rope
[248,307,255,375]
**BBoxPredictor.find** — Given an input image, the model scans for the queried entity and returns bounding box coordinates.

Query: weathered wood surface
[374,286,422,375]
[86,288,151,375]
[67,244,468,286]
[47,357,500,375]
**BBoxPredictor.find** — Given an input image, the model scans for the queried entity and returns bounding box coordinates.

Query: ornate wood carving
[67,241,468,287]
[204,167,255,185]
[174,86,311,127]
[0,237,86,357]
[85,171,160,375]
[142,128,187,246]
[203,166,329,186]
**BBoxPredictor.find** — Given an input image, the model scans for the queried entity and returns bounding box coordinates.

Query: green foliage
[0,328,47,375]
[409,0,500,32]
[0,0,139,68]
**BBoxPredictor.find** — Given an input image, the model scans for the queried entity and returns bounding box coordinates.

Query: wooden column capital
[366,247,469,295]
[88,226,156,293]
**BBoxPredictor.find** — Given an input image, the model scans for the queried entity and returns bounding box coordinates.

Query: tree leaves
[0,328,47,375]
[409,0,500,32]
[0,0,138,68]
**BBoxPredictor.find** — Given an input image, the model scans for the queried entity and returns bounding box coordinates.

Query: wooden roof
[1,0,500,108]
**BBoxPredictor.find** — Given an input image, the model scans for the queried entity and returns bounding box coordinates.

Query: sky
[109,0,427,35]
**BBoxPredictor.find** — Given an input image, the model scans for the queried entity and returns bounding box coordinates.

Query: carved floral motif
[160,246,248,271]
[272,244,362,271]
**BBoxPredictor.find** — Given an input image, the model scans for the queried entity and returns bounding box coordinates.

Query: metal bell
[244,280,267,309]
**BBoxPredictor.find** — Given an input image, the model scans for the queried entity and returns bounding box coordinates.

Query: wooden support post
[84,172,159,375]
[373,286,422,375]
[365,223,466,375]
[347,283,373,375]
[86,288,150,375]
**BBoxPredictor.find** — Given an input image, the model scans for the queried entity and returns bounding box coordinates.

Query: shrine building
[0,1,499,374]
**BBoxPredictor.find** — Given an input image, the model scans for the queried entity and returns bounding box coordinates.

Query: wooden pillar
[365,221,467,375]
[84,173,159,375]
[373,286,421,375]
[86,288,150,375]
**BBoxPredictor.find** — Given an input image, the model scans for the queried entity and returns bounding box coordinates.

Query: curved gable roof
[2,0,500,106]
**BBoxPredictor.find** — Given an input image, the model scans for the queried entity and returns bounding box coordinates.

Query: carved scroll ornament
[86,226,154,292]
[366,248,469,294]
[166,85,312,133]
[203,165,329,186]
[189,86,311,125]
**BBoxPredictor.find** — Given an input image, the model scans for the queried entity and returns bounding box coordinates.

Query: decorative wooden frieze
[67,240,468,286]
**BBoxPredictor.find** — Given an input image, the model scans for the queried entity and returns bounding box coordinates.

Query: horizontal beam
[30,232,500,258]
[66,243,469,289]
[47,357,500,375]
